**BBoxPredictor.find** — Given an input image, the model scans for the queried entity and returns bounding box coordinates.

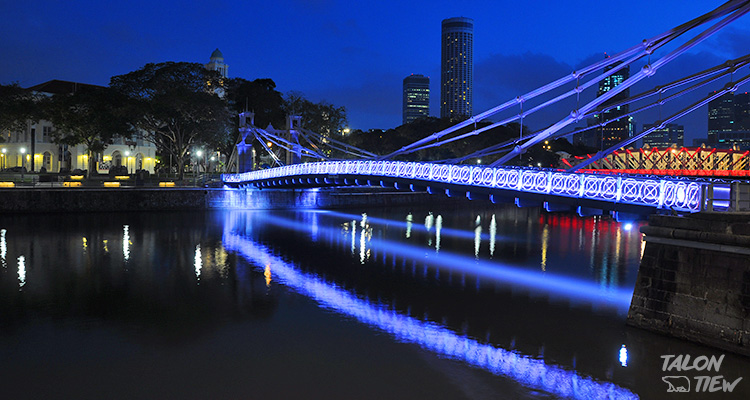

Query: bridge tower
[286,115,303,165]
[236,112,256,173]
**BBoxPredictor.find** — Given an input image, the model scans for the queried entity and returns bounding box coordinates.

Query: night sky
[2,0,750,143]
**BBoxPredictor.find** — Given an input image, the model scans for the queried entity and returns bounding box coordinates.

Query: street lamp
[195,150,204,186]
[1,148,6,170]
[19,147,26,182]
[124,150,133,174]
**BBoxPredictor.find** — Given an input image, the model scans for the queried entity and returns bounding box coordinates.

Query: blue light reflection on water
[222,231,639,400]
[247,211,633,313]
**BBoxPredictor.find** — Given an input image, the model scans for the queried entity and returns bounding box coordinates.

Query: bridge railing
[223,161,707,212]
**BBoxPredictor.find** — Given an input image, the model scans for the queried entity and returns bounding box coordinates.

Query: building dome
[210,48,224,60]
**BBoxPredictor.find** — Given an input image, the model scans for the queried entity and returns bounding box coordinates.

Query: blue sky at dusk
[2,0,750,142]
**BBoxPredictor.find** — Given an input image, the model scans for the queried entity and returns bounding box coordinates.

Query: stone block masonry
[0,187,465,213]
[627,213,750,356]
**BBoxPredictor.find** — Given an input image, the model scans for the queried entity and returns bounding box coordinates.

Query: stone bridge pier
[627,213,750,355]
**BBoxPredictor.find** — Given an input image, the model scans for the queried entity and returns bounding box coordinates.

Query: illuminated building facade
[441,17,473,120]
[402,74,430,124]
[642,123,684,148]
[577,60,633,149]
[707,91,750,149]
[0,80,156,174]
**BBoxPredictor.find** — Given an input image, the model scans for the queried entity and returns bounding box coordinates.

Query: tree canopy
[0,83,41,134]
[284,92,347,137]
[225,78,286,130]
[110,62,232,179]
[45,86,132,175]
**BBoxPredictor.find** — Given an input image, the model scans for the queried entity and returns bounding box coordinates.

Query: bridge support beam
[515,198,541,208]
[543,202,572,213]
[489,194,513,204]
[628,213,750,356]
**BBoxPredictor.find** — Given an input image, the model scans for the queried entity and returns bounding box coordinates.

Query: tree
[283,92,347,137]
[45,86,132,176]
[110,62,232,180]
[225,78,286,129]
[0,83,40,134]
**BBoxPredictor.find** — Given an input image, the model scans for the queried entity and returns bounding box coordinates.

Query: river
[1,205,748,399]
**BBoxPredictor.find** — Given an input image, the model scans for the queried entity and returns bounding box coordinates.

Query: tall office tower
[578,58,632,148]
[402,74,430,125]
[708,92,735,145]
[735,92,750,129]
[642,123,684,148]
[205,48,229,78]
[441,17,473,120]
[597,61,632,149]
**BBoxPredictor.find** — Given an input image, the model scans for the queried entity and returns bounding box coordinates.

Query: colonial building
[0,80,156,174]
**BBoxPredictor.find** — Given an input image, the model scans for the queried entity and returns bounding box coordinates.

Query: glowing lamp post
[195,150,204,187]
[19,147,26,182]
[124,151,131,174]
[1,148,6,170]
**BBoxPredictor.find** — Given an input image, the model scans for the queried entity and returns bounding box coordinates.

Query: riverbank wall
[0,187,464,213]
[627,213,750,356]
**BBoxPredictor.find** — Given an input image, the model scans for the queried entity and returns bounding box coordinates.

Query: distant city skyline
[2,1,750,139]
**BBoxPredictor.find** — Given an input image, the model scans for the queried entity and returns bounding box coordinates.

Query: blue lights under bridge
[220,161,729,216]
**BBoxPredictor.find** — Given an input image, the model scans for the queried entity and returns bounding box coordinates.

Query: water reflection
[489,214,497,257]
[474,215,481,259]
[195,244,202,281]
[123,225,130,261]
[17,255,25,288]
[0,229,6,269]
[223,231,638,400]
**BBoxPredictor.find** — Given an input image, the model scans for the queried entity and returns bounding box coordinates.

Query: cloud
[306,72,404,129]
[707,27,750,59]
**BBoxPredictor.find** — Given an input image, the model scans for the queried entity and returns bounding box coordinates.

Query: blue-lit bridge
[223,160,716,218]
[223,0,750,218]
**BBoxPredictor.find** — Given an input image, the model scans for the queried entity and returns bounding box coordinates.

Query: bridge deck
[222,161,716,215]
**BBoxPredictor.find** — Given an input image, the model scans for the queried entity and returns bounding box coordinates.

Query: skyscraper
[708,92,736,144]
[576,58,632,149]
[402,74,430,125]
[441,17,473,120]
[707,91,750,149]
[642,123,684,148]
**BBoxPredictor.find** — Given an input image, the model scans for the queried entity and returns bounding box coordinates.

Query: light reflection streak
[351,219,357,255]
[435,215,442,253]
[541,224,549,272]
[82,237,87,251]
[194,245,202,281]
[311,212,319,242]
[17,255,26,288]
[265,264,272,287]
[252,212,633,312]
[123,225,130,262]
[489,215,496,257]
[326,210,508,244]
[405,213,413,239]
[425,213,434,246]
[619,345,628,367]
[360,214,368,264]
[474,215,481,259]
[0,229,6,269]
[223,232,638,400]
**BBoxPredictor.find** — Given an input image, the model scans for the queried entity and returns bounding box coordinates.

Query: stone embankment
[628,213,750,356]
